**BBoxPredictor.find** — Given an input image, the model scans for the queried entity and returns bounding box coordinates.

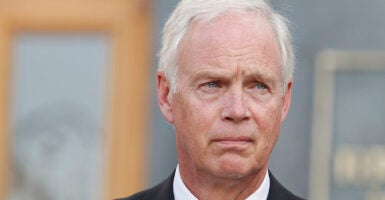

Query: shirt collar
[173,165,198,200]
[173,164,270,200]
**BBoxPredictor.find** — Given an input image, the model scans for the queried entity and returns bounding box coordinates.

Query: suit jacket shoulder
[117,170,305,200]
[115,172,174,200]
[267,171,305,200]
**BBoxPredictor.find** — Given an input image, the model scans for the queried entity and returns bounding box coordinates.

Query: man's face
[158,13,292,179]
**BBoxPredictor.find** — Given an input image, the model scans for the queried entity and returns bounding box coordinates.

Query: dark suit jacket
[117,171,304,200]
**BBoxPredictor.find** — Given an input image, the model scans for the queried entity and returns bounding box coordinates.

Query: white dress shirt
[173,165,270,200]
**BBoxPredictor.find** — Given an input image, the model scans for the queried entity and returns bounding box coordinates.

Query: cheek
[173,95,218,147]
[176,92,219,127]
[251,101,283,145]
[252,102,282,129]
[253,106,280,132]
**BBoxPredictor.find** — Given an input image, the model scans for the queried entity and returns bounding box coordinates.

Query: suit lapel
[144,171,175,200]
[267,171,302,200]
[140,170,301,200]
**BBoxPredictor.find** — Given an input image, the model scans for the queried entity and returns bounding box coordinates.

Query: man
[119,0,303,199]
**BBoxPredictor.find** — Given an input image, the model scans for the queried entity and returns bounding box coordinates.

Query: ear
[281,80,292,122]
[157,72,174,123]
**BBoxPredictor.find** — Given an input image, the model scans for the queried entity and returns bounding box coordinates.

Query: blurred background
[1,0,385,199]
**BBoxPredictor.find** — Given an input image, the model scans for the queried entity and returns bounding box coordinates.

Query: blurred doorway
[0,0,152,199]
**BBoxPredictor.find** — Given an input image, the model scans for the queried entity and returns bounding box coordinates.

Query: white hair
[159,0,294,94]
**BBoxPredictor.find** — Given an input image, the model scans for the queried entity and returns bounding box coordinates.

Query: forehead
[178,12,282,71]
[192,13,272,44]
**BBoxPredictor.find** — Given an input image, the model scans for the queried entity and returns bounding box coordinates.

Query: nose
[221,89,251,123]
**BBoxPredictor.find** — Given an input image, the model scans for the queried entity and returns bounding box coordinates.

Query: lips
[212,136,253,146]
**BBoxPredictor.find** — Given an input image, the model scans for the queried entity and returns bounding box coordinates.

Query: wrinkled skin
[158,12,292,200]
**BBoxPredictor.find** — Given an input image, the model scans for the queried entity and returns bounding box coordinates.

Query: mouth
[212,137,253,147]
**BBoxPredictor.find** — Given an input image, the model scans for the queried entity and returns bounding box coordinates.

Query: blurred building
[1,0,385,200]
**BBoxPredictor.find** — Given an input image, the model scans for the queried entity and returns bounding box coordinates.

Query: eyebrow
[188,65,281,86]
[243,67,276,81]
[189,68,233,83]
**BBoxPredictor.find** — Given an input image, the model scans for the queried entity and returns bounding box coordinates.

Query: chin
[211,160,256,179]
[212,167,251,179]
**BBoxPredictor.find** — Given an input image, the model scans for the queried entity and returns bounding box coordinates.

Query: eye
[248,81,269,95]
[198,81,222,94]
[206,81,218,88]
[256,83,267,90]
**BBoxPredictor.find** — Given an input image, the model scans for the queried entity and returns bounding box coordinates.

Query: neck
[179,164,268,200]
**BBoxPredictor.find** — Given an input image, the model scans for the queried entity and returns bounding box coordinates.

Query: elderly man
[119,0,303,199]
